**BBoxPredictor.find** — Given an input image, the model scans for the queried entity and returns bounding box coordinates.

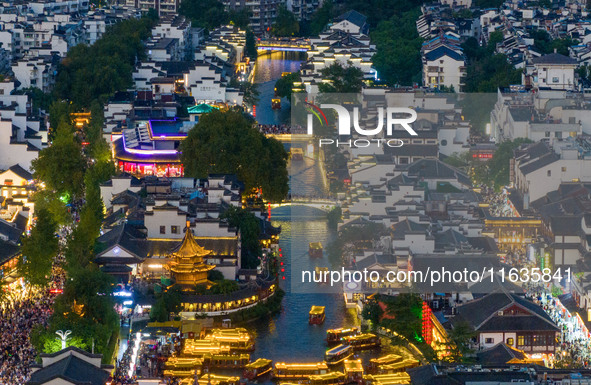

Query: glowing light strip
[122,135,179,155]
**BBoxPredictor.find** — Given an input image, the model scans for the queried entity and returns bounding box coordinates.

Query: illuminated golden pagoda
[167,221,216,287]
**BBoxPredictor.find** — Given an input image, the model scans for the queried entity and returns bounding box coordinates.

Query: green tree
[464,54,522,92]
[309,0,333,35]
[150,297,169,322]
[447,320,476,362]
[229,8,251,29]
[245,28,258,60]
[221,206,262,268]
[272,5,300,36]
[381,294,424,342]
[180,109,289,202]
[361,300,383,326]
[318,62,364,93]
[370,9,423,86]
[487,138,531,190]
[274,72,302,99]
[32,123,86,199]
[18,208,59,286]
[179,0,228,30]
[326,206,342,230]
[229,79,260,106]
[210,280,240,294]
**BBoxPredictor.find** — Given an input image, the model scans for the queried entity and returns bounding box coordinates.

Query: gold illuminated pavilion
[166,222,216,288]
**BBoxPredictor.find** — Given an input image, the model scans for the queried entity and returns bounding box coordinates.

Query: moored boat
[326,327,359,345]
[325,344,353,366]
[274,362,330,380]
[309,371,346,385]
[344,333,380,350]
[243,358,273,379]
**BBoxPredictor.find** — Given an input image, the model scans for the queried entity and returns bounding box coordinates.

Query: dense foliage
[272,5,300,36]
[274,72,302,99]
[53,16,157,109]
[18,209,59,286]
[180,109,289,202]
[221,206,263,269]
[318,62,364,93]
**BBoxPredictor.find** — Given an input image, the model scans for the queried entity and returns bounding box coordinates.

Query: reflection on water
[253,51,305,125]
[254,51,305,83]
[251,206,357,362]
[249,53,356,364]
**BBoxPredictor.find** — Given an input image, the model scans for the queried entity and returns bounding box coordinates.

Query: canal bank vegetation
[363,294,477,364]
[327,221,388,268]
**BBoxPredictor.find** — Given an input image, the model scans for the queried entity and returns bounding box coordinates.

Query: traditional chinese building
[167,222,216,288]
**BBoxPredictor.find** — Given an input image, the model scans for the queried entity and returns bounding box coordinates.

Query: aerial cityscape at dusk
[3,0,591,384]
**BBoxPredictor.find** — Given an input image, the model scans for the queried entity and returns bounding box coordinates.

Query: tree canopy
[54,16,156,108]
[180,109,289,202]
[32,124,87,199]
[318,62,364,93]
[274,72,302,99]
[221,206,262,268]
[272,5,300,36]
[179,0,228,30]
[18,208,59,286]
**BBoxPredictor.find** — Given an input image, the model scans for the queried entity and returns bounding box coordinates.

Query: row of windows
[160,225,180,234]
[485,335,553,346]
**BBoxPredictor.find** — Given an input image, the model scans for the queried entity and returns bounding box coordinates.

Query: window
[556,131,562,139]
[506,338,514,346]
[545,131,550,138]
[412,139,422,144]
[171,225,179,234]
[441,139,448,146]
[569,117,576,124]
[547,170,551,177]
[518,335,525,346]
[533,335,546,346]
[160,226,166,234]
[552,77,559,83]
[484,338,494,344]
[562,167,567,172]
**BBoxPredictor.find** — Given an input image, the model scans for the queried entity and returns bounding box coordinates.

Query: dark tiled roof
[8,164,33,180]
[0,218,23,243]
[476,342,527,365]
[532,52,577,65]
[424,45,465,62]
[27,353,110,385]
[333,10,367,28]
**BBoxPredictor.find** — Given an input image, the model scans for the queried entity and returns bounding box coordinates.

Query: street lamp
[55,330,72,350]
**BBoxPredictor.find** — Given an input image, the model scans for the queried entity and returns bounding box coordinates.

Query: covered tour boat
[325,344,353,366]
[308,371,346,385]
[244,358,273,379]
[326,327,359,345]
[344,333,380,350]
[274,362,329,380]
[309,242,323,257]
[309,306,326,325]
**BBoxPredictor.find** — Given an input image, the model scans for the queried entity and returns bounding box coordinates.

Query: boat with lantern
[344,333,380,350]
[325,344,354,366]
[309,242,323,257]
[195,374,240,385]
[309,306,326,324]
[274,362,329,380]
[243,358,273,379]
[308,371,346,385]
[343,359,364,384]
[205,353,250,368]
[326,327,359,345]
[205,328,255,352]
[363,373,411,385]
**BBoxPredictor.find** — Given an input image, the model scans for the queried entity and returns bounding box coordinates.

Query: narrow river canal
[249,51,358,362]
